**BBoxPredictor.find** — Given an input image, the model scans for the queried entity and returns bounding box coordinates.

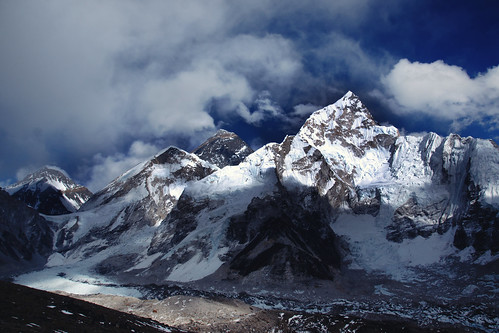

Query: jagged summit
[6,166,92,215]
[192,129,253,168]
[298,91,397,149]
[213,129,234,137]
[14,166,70,185]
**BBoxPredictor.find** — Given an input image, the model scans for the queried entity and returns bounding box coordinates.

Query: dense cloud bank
[0,0,497,191]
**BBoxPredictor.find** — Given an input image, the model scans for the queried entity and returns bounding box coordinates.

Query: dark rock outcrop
[192,129,253,168]
[6,166,92,215]
[0,189,53,276]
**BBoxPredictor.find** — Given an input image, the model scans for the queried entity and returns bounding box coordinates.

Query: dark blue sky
[0,0,498,191]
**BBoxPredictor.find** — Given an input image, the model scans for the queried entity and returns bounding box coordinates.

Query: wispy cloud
[84,140,161,192]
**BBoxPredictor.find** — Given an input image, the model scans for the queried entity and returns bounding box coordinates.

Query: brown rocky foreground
[0,280,473,332]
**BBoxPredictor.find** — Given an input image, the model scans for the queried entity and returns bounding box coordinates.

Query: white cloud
[291,103,320,117]
[310,32,393,85]
[85,140,161,192]
[207,34,303,88]
[15,166,38,182]
[0,0,398,183]
[235,91,290,126]
[380,59,499,130]
[0,1,306,154]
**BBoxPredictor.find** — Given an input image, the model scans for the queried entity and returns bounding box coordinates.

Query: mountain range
[1,91,498,331]
[5,166,92,215]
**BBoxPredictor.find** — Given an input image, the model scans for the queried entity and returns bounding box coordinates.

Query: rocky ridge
[51,147,219,274]
[192,129,253,168]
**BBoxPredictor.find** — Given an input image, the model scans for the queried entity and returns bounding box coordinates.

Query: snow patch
[167,251,225,282]
[333,213,457,281]
[15,268,142,297]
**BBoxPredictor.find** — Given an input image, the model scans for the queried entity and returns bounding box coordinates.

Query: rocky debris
[0,281,183,332]
[69,293,278,332]
[63,289,489,333]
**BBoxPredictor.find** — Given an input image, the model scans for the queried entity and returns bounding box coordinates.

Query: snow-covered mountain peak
[214,129,235,137]
[53,145,219,261]
[82,146,217,211]
[5,166,92,215]
[297,92,398,151]
[10,166,73,192]
[278,92,399,198]
[192,129,253,168]
[152,146,198,165]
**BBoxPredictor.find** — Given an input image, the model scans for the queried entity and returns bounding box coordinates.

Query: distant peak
[19,165,70,182]
[343,90,356,99]
[214,129,236,137]
[40,165,70,177]
[192,129,253,168]
[151,146,188,165]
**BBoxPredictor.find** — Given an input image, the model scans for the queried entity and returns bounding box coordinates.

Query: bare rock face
[5,166,92,215]
[387,196,450,242]
[192,129,253,168]
[0,189,53,276]
[226,189,341,282]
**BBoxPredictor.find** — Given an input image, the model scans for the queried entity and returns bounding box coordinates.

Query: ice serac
[385,133,499,249]
[192,129,253,168]
[52,147,218,275]
[5,166,92,215]
[0,189,53,276]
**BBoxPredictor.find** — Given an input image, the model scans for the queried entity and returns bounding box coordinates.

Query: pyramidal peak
[305,91,374,129]
[192,128,253,168]
[214,128,236,137]
[16,166,71,187]
[5,166,92,215]
[298,91,399,150]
